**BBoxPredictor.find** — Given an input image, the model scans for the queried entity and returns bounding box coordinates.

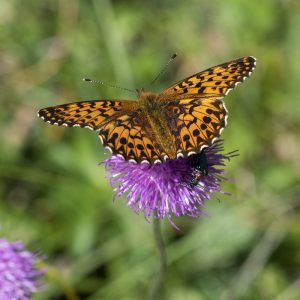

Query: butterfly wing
[99,111,166,163]
[159,56,256,156]
[38,100,165,163]
[159,56,256,99]
[165,97,227,157]
[38,100,137,129]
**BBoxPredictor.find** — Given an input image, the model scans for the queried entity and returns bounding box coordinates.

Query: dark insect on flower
[189,150,209,187]
[104,140,237,228]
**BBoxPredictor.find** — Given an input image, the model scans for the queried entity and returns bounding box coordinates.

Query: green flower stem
[148,218,167,300]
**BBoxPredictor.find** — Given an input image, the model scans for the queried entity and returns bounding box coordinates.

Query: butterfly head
[136,87,146,95]
[136,88,155,100]
[136,88,158,109]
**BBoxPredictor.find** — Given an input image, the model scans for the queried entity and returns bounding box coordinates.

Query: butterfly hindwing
[160,56,256,99]
[165,97,227,157]
[99,111,166,163]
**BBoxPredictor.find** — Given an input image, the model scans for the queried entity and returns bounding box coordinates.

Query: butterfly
[38,56,256,164]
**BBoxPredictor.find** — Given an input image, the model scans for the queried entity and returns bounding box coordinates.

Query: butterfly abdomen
[138,91,177,160]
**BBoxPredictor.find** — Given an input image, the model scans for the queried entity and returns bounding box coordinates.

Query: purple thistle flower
[0,238,45,300]
[105,140,237,227]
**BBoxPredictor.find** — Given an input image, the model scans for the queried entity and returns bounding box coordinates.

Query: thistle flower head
[0,238,45,299]
[105,140,236,227]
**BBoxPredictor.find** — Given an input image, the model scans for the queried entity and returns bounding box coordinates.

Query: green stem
[148,218,167,300]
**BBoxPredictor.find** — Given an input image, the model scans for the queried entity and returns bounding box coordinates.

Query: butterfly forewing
[159,56,256,99]
[38,100,137,130]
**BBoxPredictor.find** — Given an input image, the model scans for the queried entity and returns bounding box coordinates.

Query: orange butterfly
[38,56,256,164]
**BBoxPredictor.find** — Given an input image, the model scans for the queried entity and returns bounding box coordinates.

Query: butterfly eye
[173,107,180,114]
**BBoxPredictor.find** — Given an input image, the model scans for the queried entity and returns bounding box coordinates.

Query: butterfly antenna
[151,53,178,85]
[83,78,136,94]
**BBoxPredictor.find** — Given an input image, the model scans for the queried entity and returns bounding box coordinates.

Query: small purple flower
[0,238,45,300]
[105,140,237,227]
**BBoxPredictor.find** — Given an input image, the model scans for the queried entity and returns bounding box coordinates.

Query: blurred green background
[1,0,300,299]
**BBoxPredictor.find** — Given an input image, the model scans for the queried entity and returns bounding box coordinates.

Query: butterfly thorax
[137,89,177,159]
